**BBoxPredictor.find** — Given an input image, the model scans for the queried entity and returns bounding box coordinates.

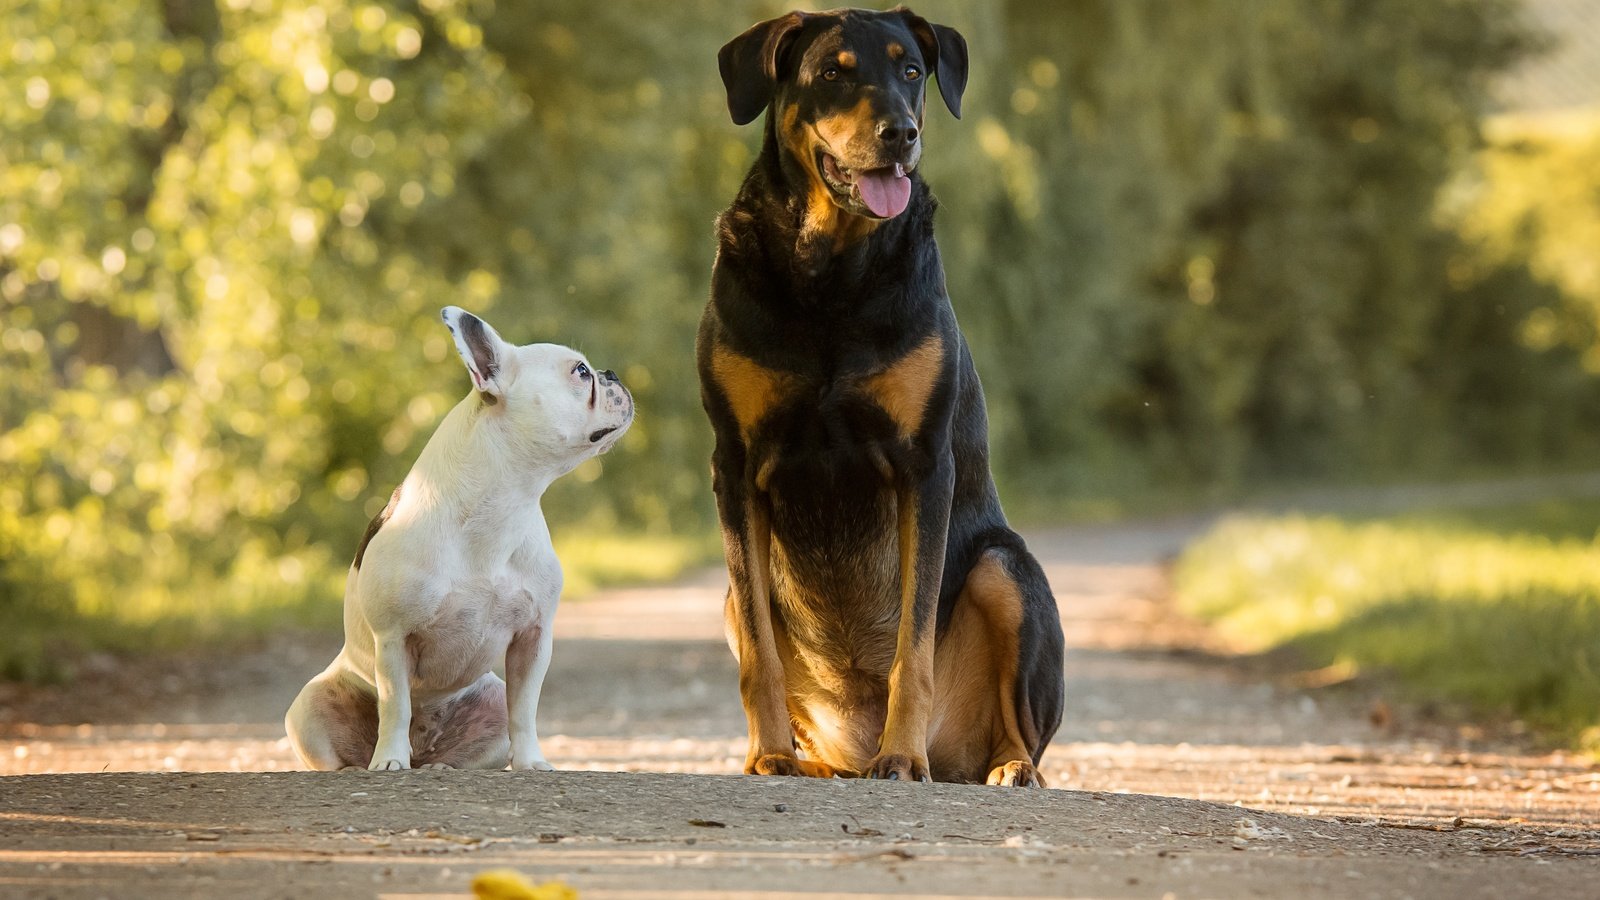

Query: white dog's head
[440,306,633,469]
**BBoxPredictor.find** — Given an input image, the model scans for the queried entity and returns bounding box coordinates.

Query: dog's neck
[401,397,564,547]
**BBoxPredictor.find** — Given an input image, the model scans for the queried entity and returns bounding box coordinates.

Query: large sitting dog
[697,7,1065,785]
[285,307,633,771]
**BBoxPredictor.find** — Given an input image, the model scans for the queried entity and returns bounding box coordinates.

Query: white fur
[285,306,633,771]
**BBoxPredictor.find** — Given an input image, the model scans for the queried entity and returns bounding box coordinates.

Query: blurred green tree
[0,0,1592,674]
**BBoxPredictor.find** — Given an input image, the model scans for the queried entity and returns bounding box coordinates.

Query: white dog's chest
[407,575,550,692]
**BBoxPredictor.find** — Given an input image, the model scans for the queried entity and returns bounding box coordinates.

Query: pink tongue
[856,167,911,218]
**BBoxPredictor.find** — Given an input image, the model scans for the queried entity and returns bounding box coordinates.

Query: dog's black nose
[600,369,618,384]
[876,116,919,152]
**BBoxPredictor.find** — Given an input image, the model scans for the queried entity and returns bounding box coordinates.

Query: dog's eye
[573,362,591,381]
[904,65,921,81]
[821,65,840,82]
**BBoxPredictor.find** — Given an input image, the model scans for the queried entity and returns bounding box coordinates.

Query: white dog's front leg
[505,623,555,771]
[369,633,413,770]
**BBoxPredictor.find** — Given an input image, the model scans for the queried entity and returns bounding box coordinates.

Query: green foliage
[1,0,1596,672]
[1175,501,1600,745]
[949,0,1583,489]
[1454,112,1600,358]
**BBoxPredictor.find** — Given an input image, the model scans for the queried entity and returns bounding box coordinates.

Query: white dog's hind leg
[285,669,379,770]
[369,632,414,770]
[506,622,556,771]
[285,680,344,771]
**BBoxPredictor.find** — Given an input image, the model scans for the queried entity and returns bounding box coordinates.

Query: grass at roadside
[1174,499,1600,749]
[553,530,721,596]
[0,530,720,683]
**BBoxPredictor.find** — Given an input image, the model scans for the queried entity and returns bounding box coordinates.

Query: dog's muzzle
[589,370,633,443]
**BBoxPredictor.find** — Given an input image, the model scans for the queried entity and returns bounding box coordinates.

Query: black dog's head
[719,7,967,222]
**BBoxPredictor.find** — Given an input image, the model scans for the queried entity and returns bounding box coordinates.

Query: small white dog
[285,306,633,771]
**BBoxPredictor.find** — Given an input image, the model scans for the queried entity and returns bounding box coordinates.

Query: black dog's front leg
[713,439,839,778]
[867,455,954,782]
[712,447,788,771]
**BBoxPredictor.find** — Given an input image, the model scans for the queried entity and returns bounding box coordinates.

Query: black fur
[718,11,809,126]
[699,7,1064,780]
[899,9,968,118]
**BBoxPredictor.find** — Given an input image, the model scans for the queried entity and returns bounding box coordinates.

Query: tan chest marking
[711,344,790,442]
[714,335,943,445]
[862,334,944,440]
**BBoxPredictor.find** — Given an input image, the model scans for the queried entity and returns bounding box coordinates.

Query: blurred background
[3,0,1599,717]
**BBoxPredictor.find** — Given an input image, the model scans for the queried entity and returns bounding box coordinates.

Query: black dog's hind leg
[929,539,1064,786]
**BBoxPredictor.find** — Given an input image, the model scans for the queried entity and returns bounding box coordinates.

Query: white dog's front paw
[511,757,554,772]
[369,756,410,771]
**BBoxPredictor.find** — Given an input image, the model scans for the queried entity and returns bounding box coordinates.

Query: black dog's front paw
[748,753,841,778]
[865,753,930,783]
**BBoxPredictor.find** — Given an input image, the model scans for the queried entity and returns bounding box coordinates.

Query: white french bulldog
[285,306,633,771]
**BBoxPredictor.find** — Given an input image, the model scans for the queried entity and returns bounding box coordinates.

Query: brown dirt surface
[3,519,1599,898]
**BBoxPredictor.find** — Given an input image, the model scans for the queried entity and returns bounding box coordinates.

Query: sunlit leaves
[0,0,520,666]
[0,0,1590,675]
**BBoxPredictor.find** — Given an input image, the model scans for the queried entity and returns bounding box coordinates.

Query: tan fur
[710,9,1052,787]
[752,754,842,778]
[763,490,901,773]
[712,334,952,779]
[710,343,789,442]
[773,622,877,775]
[778,98,882,249]
[722,498,798,773]
[926,550,1045,785]
[862,334,944,440]
[870,491,939,779]
[813,96,876,164]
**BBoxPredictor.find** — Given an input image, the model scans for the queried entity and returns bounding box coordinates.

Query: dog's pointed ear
[899,8,968,119]
[441,306,509,399]
[718,11,808,126]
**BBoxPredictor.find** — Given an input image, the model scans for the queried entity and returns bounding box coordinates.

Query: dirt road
[3,518,1598,897]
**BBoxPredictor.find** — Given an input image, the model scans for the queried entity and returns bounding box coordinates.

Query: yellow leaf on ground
[471,868,578,900]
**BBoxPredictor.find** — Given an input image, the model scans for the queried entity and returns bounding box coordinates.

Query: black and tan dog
[697,7,1064,786]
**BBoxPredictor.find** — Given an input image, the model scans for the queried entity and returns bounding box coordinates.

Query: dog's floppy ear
[718,11,808,126]
[441,306,509,399]
[898,8,968,119]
